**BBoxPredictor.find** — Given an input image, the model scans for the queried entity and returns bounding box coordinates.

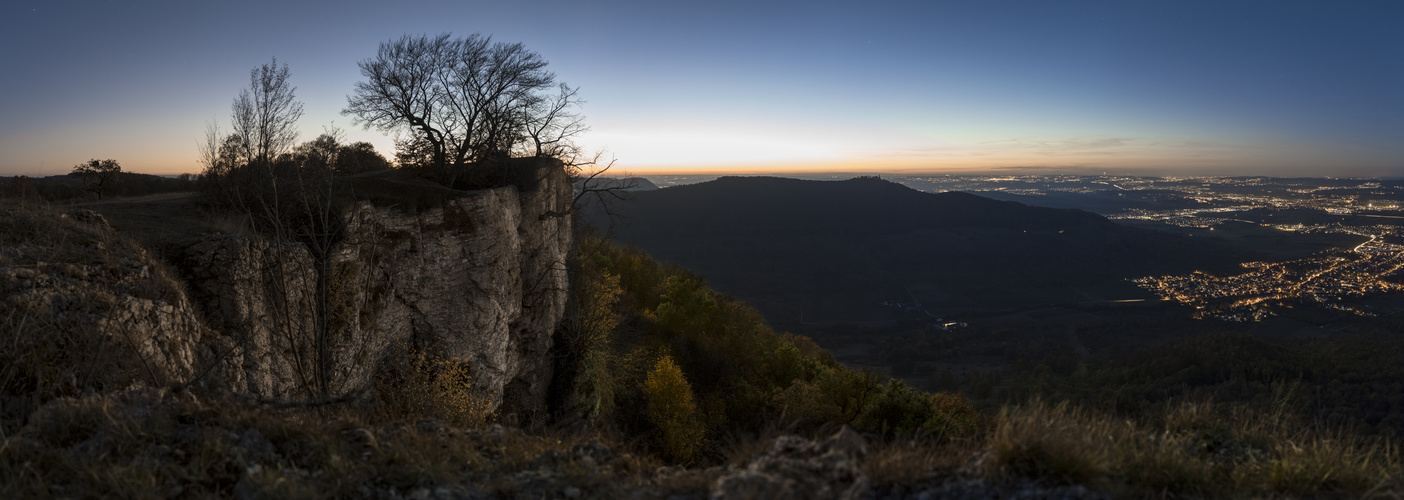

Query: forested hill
[585,175,1260,323]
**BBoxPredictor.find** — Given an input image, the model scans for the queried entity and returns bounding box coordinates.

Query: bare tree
[233,57,304,175]
[197,120,225,177]
[521,83,588,158]
[197,59,363,402]
[343,33,559,185]
[72,159,122,199]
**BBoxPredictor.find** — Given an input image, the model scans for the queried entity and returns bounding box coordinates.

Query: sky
[2,0,1402,177]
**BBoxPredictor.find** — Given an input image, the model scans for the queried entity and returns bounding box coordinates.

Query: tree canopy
[344,33,583,184]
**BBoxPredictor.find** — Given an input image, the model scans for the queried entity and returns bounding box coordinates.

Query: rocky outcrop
[178,159,573,415]
[178,236,320,399]
[0,208,205,430]
[711,427,871,500]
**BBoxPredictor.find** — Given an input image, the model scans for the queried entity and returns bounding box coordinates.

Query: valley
[588,174,1404,412]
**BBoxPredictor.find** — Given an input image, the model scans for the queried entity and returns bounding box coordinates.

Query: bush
[653,275,717,337]
[857,380,980,436]
[569,263,623,422]
[373,342,494,428]
[644,354,704,462]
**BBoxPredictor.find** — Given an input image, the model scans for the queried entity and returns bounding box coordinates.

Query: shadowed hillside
[586,176,1259,325]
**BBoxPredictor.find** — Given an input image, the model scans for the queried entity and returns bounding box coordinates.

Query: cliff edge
[1,158,572,428]
[180,158,572,418]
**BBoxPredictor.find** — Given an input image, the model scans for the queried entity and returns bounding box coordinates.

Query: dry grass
[984,397,1403,498]
[989,399,1118,487]
[864,436,981,485]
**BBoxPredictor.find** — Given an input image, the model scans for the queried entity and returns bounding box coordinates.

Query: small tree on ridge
[72,159,121,199]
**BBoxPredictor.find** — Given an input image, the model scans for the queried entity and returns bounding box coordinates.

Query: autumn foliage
[561,236,980,462]
[644,355,704,461]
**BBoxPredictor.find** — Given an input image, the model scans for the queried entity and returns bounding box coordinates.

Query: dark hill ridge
[634,176,1111,236]
[588,176,1260,325]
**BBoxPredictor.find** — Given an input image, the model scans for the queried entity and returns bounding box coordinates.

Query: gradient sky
[2,0,1402,177]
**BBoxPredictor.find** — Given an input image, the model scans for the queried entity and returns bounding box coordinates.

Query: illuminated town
[896,175,1404,321]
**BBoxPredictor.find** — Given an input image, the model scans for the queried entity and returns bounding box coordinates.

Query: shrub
[923,392,981,436]
[644,354,704,462]
[569,266,623,422]
[372,342,494,428]
[766,337,830,386]
[772,378,843,423]
[653,275,717,337]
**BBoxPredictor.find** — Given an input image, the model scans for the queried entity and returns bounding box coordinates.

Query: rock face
[178,236,321,399]
[178,159,573,415]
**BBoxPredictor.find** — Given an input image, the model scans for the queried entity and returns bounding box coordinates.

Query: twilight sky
[2,0,1402,177]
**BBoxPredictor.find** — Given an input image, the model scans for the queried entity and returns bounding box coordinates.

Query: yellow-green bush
[570,265,623,422]
[644,354,704,462]
[373,342,494,428]
[766,336,831,386]
[858,379,981,436]
[652,275,717,337]
[772,378,844,423]
[923,392,981,436]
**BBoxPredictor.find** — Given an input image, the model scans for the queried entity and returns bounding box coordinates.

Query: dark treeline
[0,172,197,203]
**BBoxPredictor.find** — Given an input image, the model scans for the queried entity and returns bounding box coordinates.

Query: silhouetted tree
[292,133,342,172]
[232,57,304,175]
[521,83,587,158]
[343,33,568,185]
[393,134,435,170]
[197,61,368,402]
[71,159,121,199]
[0,175,40,202]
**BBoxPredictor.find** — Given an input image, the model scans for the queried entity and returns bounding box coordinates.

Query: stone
[710,426,870,500]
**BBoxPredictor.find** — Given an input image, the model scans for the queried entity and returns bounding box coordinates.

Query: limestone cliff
[178,159,572,416]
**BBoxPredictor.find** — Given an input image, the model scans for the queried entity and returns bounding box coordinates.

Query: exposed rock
[66,209,111,228]
[1,208,203,424]
[875,479,1111,500]
[710,426,870,500]
[178,235,320,399]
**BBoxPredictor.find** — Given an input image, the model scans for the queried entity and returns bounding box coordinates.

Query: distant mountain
[585,176,1258,325]
[579,176,658,192]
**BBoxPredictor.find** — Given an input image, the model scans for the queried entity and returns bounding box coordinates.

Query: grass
[982,397,1402,498]
[863,436,980,485]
